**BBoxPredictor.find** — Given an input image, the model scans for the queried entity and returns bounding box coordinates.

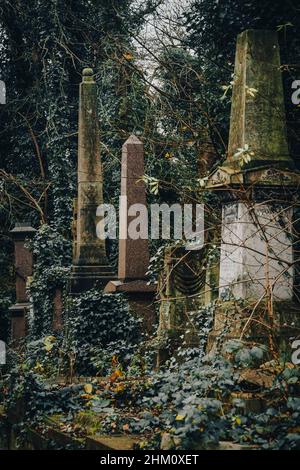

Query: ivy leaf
[176,414,185,421]
[44,335,56,352]
[250,346,265,360]
[83,383,93,394]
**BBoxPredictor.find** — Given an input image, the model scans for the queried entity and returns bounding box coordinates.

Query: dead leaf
[84,383,93,394]
[109,369,124,383]
[123,52,133,60]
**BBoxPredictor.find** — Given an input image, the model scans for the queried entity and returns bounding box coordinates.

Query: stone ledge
[86,435,140,450]
[104,279,156,294]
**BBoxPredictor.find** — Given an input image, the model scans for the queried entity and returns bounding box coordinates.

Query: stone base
[86,435,140,451]
[104,280,157,334]
[9,303,29,343]
[70,264,116,293]
[207,300,300,354]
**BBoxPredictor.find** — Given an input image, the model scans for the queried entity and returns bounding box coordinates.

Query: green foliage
[0,296,12,344]
[26,224,71,339]
[132,354,236,448]
[0,0,160,232]
[224,340,268,368]
[1,362,85,448]
[64,289,141,375]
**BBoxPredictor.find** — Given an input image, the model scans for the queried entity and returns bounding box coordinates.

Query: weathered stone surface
[160,432,256,450]
[219,202,293,301]
[206,31,299,321]
[227,30,292,168]
[10,304,28,340]
[85,435,139,450]
[9,223,36,342]
[53,288,63,331]
[155,246,206,365]
[71,68,114,292]
[73,68,108,266]
[104,280,156,334]
[208,299,300,353]
[218,441,257,451]
[232,392,266,413]
[104,135,156,333]
[207,166,300,189]
[105,279,155,294]
[237,369,274,389]
[118,134,149,281]
[160,432,181,450]
[10,223,36,302]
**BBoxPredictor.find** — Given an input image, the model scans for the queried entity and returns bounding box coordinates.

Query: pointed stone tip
[124,134,143,146]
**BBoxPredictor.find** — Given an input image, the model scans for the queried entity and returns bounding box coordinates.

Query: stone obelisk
[105,135,156,333]
[226,29,293,168]
[71,68,114,292]
[118,135,150,280]
[207,30,300,349]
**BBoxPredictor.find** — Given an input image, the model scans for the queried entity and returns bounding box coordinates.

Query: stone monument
[9,222,36,343]
[71,68,114,292]
[207,30,300,348]
[104,135,156,333]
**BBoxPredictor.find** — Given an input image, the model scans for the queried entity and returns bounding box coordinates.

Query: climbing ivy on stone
[64,289,141,376]
[26,225,71,340]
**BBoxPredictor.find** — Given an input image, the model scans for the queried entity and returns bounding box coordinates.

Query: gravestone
[0,340,6,365]
[71,68,114,292]
[9,223,36,343]
[207,30,300,348]
[104,135,156,333]
[118,135,150,281]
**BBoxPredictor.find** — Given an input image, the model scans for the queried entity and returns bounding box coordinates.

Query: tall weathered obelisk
[207,30,300,349]
[104,135,156,333]
[71,68,114,292]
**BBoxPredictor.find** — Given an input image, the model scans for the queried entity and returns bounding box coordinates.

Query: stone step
[86,435,140,450]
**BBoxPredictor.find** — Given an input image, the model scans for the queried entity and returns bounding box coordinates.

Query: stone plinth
[71,265,115,292]
[104,280,156,334]
[219,202,293,301]
[71,68,114,293]
[9,223,36,343]
[208,299,300,353]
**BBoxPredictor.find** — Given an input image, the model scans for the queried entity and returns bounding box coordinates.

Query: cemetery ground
[1,295,300,451]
